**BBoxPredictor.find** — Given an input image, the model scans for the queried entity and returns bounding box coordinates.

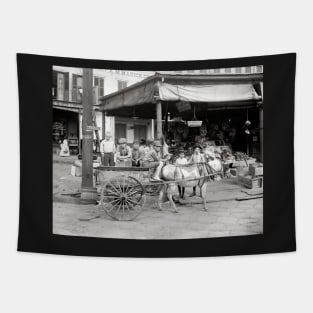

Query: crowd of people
[99,132,217,182]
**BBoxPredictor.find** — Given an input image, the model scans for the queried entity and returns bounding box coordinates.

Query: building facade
[52,66,153,153]
[52,65,263,154]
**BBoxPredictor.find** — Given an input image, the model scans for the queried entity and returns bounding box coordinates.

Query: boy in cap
[131,140,141,167]
[188,144,205,197]
[142,140,166,181]
[116,138,132,167]
[175,148,188,199]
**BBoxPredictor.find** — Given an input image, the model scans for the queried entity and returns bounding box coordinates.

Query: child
[60,138,70,157]
[188,144,205,197]
[175,148,188,199]
[131,140,141,167]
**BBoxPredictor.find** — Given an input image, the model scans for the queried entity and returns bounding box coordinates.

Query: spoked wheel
[100,175,145,221]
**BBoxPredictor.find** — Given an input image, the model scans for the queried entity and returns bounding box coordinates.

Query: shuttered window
[117,80,127,90]
[94,77,105,97]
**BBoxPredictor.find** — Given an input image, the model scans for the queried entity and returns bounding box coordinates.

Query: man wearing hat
[116,138,132,167]
[142,140,166,181]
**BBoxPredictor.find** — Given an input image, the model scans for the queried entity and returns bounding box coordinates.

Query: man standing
[100,132,116,166]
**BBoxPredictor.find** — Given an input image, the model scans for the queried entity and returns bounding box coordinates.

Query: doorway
[134,125,146,142]
[115,123,126,143]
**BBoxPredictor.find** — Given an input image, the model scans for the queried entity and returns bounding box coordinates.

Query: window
[225,68,231,74]
[117,80,127,90]
[52,71,69,101]
[245,66,252,73]
[214,68,220,74]
[235,67,241,74]
[72,74,83,102]
[94,77,104,96]
[200,69,207,74]
[256,65,263,73]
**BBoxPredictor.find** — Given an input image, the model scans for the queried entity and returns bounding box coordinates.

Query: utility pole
[81,68,97,203]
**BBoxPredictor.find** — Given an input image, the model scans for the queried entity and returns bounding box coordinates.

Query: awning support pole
[156,100,162,140]
[259,105,263,162]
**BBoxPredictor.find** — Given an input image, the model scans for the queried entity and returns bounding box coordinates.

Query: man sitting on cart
[116,138,132,167]
[142,140,167,181]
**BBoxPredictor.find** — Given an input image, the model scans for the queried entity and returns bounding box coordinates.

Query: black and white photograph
[52,65,264,239]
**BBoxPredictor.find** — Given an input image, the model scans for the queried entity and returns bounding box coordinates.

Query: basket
[187,120,202,127]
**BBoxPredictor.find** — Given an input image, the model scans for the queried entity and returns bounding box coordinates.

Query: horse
[157,162,214,213]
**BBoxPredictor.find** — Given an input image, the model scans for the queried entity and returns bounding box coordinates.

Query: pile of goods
[236,163,263,189]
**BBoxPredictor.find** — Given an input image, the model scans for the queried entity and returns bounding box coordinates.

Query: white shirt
[189,153,205,164]
[175,157,188,165]
[100,139,116,153]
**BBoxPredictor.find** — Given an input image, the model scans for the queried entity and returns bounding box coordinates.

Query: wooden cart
[96,166,162,221]
[96,164,220,221]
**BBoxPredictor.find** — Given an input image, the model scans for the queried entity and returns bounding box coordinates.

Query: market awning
[99,73,263,114]
[159,83,261,103]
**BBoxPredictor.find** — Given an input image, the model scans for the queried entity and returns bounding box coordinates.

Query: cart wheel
[100,175,145,221]
[144,183,163,196]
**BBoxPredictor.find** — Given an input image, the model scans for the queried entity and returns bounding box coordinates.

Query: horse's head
[203,147,215,161]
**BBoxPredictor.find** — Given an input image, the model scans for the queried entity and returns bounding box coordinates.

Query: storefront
[52,107,80,155]
[99,73,263,161]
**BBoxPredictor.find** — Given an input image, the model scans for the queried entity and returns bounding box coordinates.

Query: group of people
[100,132,214,183]
[100,132,168,180]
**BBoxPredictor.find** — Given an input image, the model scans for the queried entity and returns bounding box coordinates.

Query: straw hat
[193,143,202,150]
[118,138,127,144]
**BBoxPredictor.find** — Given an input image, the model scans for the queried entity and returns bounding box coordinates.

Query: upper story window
[225,68,231,74]
[256,65,263,73]
[117,80,127,91]
[94,77,104,97]
[72,74,83,102]
[52,71,69,101]
[214,68,220,74]
[235,67,242,74]
[245,66,252,73]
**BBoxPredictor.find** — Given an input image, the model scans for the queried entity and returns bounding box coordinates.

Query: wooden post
[156,100,163,158]
[156,100,162,140]
[81,68,97,203]
[259,106,264,163]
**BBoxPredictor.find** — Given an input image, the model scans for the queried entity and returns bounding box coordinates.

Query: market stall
[99,72,263,162]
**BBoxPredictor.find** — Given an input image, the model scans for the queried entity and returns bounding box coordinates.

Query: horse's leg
[200,182,208,211]
[182,187,185,200]
[168,184,178,213]
[157,186,164,211]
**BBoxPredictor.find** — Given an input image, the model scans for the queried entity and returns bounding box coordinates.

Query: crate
[249,164,263,178]
[237,175,263,189]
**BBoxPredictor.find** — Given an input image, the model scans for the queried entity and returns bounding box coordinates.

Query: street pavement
[53,160,263,239]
